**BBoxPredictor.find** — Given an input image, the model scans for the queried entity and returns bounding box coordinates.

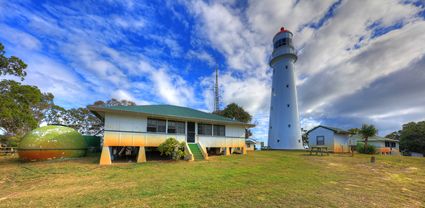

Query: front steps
[188,143,204,160]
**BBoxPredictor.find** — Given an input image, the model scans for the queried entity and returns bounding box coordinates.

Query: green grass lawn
[1,151,424,207]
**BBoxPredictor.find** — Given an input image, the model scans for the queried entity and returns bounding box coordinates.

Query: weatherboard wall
[333,133,350,153]
[102,112,246,148]
[308,127,335,148]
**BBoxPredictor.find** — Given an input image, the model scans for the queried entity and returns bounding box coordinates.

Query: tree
[301,128,308,146]
[399,121,425,155]
[214,103,253,138]
[385,131,401,141]
[0,80,42,142]
[0,43,27,80]
[359,124,377,153]
[348,128,360,135]
[93,98,136,107]
[49,99,136,135]
[214,103,252,123]
[63,108,103,135]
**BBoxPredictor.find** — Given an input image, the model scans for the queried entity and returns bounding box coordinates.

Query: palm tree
[359,124,377,153]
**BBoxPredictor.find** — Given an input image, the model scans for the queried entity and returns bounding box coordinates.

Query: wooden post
[100,146,112,165]
[242,146,247,155]
[224,147,230,156]
[137,146,146,163]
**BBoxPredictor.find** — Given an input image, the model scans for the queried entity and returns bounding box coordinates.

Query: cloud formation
[1,0,424,141]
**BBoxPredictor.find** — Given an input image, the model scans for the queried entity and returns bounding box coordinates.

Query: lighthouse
[268,27,303,149]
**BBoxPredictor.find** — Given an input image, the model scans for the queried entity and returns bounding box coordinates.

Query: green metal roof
[349,134,399,142]
[307,125,349,134]
[88,104,254,127]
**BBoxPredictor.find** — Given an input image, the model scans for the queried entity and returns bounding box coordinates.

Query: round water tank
[18,125,87,161]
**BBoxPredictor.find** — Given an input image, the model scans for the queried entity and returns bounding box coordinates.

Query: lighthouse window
[274,38,293,49]
[285,65,288,69]
[287,104,290,107]
[286,84,289,88]
[288,124,291,128]
[277,139,280,143]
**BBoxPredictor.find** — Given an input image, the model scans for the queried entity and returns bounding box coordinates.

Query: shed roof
[88,104,255,127]
[307,125,349,134]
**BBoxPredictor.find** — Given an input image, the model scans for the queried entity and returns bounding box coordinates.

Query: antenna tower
[214,67,220,112]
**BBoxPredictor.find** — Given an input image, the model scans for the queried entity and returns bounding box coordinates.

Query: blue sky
[1,0,425,142]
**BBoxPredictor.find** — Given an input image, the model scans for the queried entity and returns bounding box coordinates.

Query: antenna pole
[214,67,220,112]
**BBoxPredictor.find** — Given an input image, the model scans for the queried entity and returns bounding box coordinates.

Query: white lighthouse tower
[268,27,303,150]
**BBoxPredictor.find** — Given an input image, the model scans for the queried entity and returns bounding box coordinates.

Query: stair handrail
[184,142,195,161]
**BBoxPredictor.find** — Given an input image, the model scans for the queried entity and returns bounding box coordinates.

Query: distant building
[350,134,400,155]
[307,125,400,154]
[245,139,257,151]
[89,105,254,165]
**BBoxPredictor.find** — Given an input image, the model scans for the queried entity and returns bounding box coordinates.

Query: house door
[187,122,195,143]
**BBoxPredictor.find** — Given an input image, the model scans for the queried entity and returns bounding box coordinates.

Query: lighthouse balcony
[269,47,297,64]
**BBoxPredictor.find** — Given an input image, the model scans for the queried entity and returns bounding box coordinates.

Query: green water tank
[18,125,87,161]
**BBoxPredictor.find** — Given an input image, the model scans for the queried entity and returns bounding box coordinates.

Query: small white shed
[307,126,350,153]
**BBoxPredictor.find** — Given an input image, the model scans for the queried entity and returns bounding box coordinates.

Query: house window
[198,123,212,136]
[316,136,325,145]
[247,144,251,148]
[213,125,225,136]
[147,118,166,133]
[167,120,185,134]
[385,141,396,148]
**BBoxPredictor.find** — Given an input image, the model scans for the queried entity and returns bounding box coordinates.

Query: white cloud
[1,0,424,140]
[0,24,41,50]
[150,68,195,106]
[186,50,215,66]
[185,0,425,139]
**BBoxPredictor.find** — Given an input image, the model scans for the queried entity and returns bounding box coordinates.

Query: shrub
[158,138,187,160]
[356,143,376,154]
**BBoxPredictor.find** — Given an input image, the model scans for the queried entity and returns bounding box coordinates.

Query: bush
[158,138,187,160]
[356,143,376,154]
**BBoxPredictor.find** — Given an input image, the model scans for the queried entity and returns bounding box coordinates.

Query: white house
[89,104,254,165]
[350,134,400,154]
[307,126,350,153]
